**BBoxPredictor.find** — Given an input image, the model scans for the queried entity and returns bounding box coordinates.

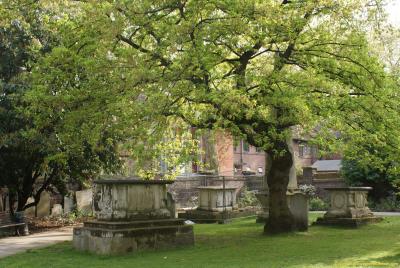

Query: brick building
[194,131,324,177]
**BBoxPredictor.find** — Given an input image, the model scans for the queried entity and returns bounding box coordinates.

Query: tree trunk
[17,192,29,212]
[265,140,296,234]
[8,192,16,215]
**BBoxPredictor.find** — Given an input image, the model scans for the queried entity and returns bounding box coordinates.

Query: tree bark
[265,140,296,234]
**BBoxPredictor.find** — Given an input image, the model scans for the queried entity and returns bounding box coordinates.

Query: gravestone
[76,189,92,214]
[256,190,309,231]
[36,192,51,218]
[288,192,308,231]
[0,194,3,212]
[51,204,63,216]
[255,189,269,223]
[64,196,74,214]
[24,197,36,217]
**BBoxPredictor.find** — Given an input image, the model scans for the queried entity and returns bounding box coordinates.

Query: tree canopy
[0,0,122,212]
[15,0,400,233]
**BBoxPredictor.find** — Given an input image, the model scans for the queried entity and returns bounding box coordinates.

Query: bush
[238,187,259,208]
[368,194,400,212]
[309,197,329,211]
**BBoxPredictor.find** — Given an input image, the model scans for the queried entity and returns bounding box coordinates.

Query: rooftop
[311,160,342,172]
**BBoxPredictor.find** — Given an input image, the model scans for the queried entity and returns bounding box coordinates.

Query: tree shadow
[369,252,400,264]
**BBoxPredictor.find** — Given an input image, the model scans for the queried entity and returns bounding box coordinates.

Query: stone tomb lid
[94,178,174,185]
[197,186,237,190]
[324,186,372,191]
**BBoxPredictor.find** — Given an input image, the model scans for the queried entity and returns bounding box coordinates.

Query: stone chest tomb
[73,179,194,254]
[197,186,237,211]
[315,187,382,227]
[179,185,256,223]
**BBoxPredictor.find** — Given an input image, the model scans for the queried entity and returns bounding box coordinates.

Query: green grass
[2,214,400,268]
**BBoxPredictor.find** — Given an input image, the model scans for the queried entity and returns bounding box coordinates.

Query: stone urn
[73,178,194,254]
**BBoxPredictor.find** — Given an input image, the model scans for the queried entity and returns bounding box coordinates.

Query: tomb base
[314,216,383,228]
[73,218,194,255]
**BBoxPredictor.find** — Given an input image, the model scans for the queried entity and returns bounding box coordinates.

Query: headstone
[0,194,3,211]
[36,192,51,218]
[287,139,298,190]
[64,196,74,214]
[288,192,308,231]
[51,204,63,216]
[76,189,92,214]
[166,192,176,218]
[4,194,9,212]
[24,197,36,217]
[255,189,269,223]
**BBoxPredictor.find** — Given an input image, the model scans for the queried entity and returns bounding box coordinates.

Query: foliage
[24,0,400,232]
[299,184,328,211]
[341,142,400,202]
[0,0,122,212]
[4,216,400,267]
[238,187,259,207]
[309,197,329,211]
[368,193,400,212]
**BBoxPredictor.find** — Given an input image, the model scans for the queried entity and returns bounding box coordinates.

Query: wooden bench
[0,211,27,236]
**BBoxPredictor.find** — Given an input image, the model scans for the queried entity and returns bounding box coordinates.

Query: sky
[386,0,400,26]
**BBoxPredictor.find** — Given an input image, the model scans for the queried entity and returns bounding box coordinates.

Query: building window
[256,147,263,153]
[243,141,250,152]
[299,144,304,157]
[299,143,312,158]
[303,145,310,156]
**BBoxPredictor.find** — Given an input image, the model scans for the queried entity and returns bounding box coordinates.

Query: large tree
[0,0,122,213]
[30,0,399,234]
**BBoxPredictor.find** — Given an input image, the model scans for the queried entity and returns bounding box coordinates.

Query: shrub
[309,197,329,211]
[238,187,259,208]
[368,194,400,212]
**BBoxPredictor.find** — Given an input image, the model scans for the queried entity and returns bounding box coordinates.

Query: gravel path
[0,226,73,258]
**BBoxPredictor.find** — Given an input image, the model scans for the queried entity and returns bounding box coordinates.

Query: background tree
[342,143,400,202]
[0,0,122,213]
[341,18,400,204]
[28,0,400,234]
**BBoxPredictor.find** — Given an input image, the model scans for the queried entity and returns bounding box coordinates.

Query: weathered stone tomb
[315,187,382,227]
[180,186,256,223]
[73,179,194,254]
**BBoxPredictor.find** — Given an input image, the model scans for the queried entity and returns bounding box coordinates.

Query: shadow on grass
[371,252,400,264]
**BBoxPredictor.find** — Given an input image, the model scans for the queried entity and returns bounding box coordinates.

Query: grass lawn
[1,214,400,268]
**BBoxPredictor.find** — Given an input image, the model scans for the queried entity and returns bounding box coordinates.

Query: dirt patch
[27,216,89,234]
